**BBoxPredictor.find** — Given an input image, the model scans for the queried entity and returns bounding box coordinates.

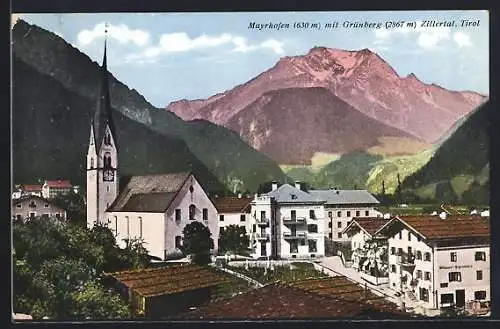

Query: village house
[86,39,218,261]
[342,217,391,285]
[375,215,490,313]
[250,182,325,260]
[308,188,381,242]
[42,180,73,199]
[213,195,253,237]
[12,195,66,221]
[104,264,228,319]
[21,184,42,197]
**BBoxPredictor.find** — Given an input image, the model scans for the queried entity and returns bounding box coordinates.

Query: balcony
[256,217,270,226]
[397,252,416,267]
[283,232,307,240]
[256,233,269,241]
[282,217,306,225]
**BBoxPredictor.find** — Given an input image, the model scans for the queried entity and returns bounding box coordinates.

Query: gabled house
[22,184,42,197]
[106,172,219,260]
[342,217,390,285]
[12,195,66,221]
[104,264,228,319]
[375,215,490,312]
[214,195,253,235]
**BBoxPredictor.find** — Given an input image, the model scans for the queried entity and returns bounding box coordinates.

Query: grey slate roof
[107,172,191,212]
[264,184,324,204]
[308,189,380,205]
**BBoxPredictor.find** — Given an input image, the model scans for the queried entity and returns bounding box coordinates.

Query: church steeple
[92,23,117,151]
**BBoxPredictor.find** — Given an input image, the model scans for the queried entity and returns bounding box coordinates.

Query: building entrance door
[455,289,465,308]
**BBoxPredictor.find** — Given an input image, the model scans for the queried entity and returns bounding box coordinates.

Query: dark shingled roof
[376,216,490,241]
[343,217,390,237]
[107,172,191,212]
[105,264,228,298]
[213,197,253,213]
[175,278,405,320]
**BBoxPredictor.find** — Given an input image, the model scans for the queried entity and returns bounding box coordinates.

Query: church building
[86,34,218,260]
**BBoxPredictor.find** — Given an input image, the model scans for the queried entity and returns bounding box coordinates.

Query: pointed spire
[93,22,117,151]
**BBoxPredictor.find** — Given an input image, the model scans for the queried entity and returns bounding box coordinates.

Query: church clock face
[103,170,114,182]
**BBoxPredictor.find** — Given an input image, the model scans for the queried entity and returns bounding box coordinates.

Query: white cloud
[77,22,150,47]
[453,31,473,48]
[124,32,285,64]
[373,20,455,50]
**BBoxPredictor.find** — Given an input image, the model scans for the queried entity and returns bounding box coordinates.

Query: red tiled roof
[45,180,72,188]
[105,264,228,298]
[344,217,390,237]
[176,278,405,320]
[213,197,252,213]
[378,216,490,240]
[23,184,42,192]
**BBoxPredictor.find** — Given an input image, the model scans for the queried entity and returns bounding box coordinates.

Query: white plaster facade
[106,175,219,260]
[383,218,490,310]
[324,207,381,241]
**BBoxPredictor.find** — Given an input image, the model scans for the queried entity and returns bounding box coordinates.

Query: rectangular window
[308,240,317,253]
[291,210,296,220]
[126,216,130,239]
[337,221,342,228]
[399,231,402,240]
[424,272,431,281]
[307,224,318,233]
[408,247,412,256]
[346,211,351,217]
[474,291,486,300]
[203,208,208,221]
[328,211,332,219]
[261,244,267,257]
[440,283,448,288]
[408,232,411,241]
[440,294,454,305]
[450,252,457,262]
[309,210,315,219]
[139,217,143,238]
[290,242,298,253]
[448,272,462,282]
[476,270,483,280]
[219,215,224,222]
[397,248,403,256]
[391,265,396,273]
[240,214,246,222]
[328,222,332,228]
[475,251,486,261]
[424,252,431,261]
[175,236,182,249]
[365,210,369,216]
[355,211,360,217]
[16,204,21,208]
[337,233,342,239]
[390,247,395,255]
[416,270,422,279]
[328,233,332,239]
[260,211,266,220]
[337,211,342,217]
[175,209,181,222]
[253,224,256,233]
[416,251,422,260]
[189,205,196,220]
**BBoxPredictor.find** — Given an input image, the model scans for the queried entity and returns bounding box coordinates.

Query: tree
[181,222,214,265]
[52,191,86,225]
[72,281,130,320]
[218,225,250,255]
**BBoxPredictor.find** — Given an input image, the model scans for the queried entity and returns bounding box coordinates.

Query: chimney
[237,193,242,199]
[271,181,278,191]
[295,181,301,190]
[439,212,447,219]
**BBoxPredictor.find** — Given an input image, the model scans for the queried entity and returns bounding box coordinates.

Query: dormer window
[29,201,36,208]
[290,194,297,200]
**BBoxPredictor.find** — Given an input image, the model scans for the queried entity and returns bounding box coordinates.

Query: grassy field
[210,271,255,302]
[226,262,328,284]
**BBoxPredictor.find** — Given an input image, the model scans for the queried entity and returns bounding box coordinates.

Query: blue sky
[17,11,489,108]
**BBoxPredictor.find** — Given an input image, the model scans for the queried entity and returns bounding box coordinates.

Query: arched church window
[189,204,196,220]
[90,157,94,169]
[104,152,112,169]
[104,133,111,145]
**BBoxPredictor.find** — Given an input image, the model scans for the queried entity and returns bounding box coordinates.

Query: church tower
[87,27,119,229]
